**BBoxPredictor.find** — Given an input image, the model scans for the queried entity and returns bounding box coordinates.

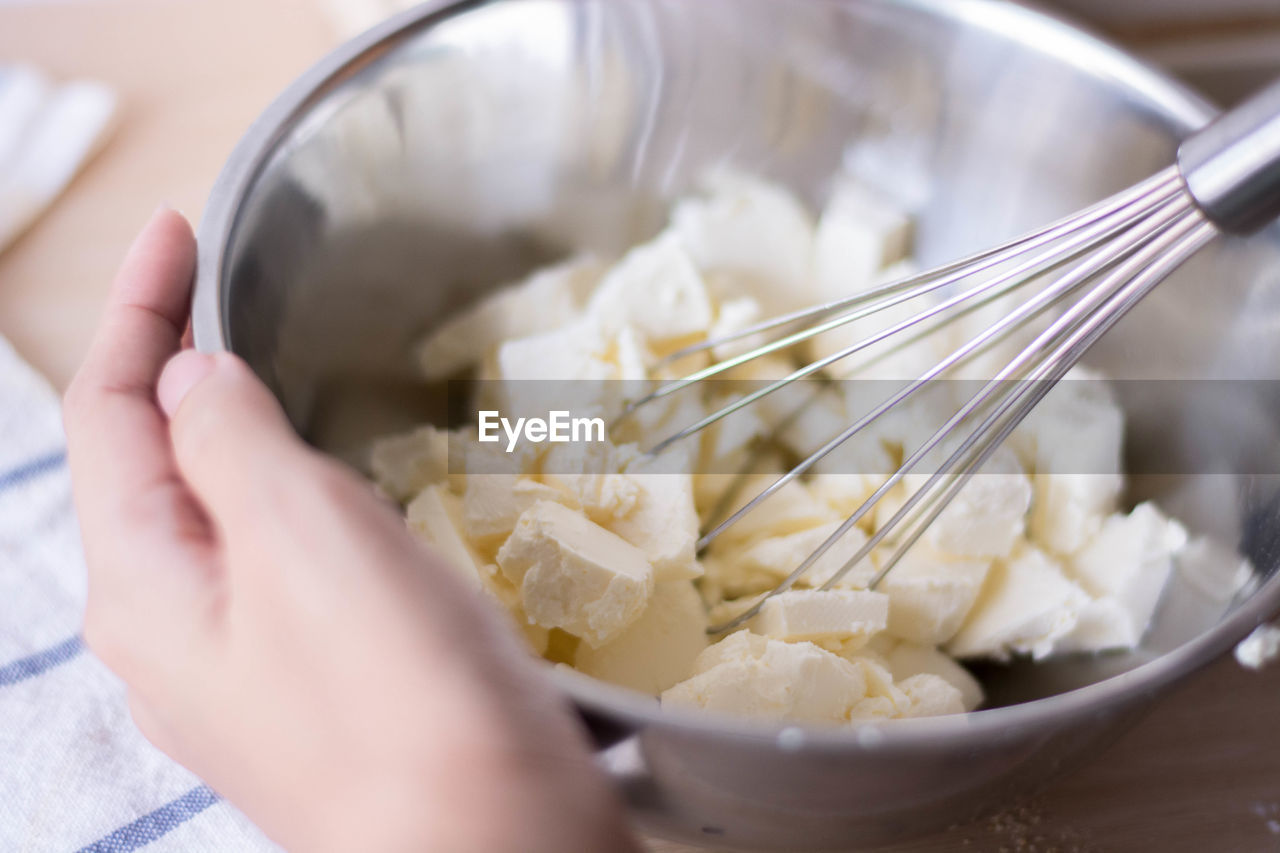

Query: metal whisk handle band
[1179,77,1280,235]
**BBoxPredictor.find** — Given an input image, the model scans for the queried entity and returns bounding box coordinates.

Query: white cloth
[0,65,116,256]
[0,336,278,851]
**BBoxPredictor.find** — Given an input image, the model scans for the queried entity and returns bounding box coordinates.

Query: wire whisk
[617,77,1280,634]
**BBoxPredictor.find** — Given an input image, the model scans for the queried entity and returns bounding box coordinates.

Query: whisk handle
[1179,77,1280,235]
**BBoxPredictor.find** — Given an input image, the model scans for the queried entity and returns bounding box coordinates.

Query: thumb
[159,351,312,521]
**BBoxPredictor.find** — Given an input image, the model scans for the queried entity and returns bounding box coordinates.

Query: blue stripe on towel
[0,449,66,495]
[77,785,221,853]
[0,634,84,687]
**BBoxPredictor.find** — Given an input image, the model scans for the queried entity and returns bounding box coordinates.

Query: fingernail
[154,201,185,219]
[157,350,217,417]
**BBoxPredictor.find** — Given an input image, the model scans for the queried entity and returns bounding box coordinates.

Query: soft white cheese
[491,319,618,420]
[575,580,710,694]
[710,475,836,548]
[1054,597,1142,653]
[846,655,912,720]
[385,171,1223,723]
[707,294,765,360]
[497,500,655,647]
[808,262,953,383]
[539,441,641,523]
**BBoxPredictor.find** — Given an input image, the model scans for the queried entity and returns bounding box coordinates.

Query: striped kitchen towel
[0,335,278,852]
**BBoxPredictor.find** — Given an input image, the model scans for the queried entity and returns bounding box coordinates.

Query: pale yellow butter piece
[880,545,991,645]
[539,441,641,523]
[661,632,868,724]
[750,589,888,645]
[812,178,912,304]
[947,546,1089,661]
[898,673,966,717]
[368,425,452,503]
[1064,502,1187,650]
[671,171,815,314]
[497,501,654,647]
[406,484,489,590]
[606,459,702,582]
[587,233,714,349]
[883,640,983,712]
[575,580,709,695]
[463,475,570,550]
[415,255,600,379]
[923,447,1030,559]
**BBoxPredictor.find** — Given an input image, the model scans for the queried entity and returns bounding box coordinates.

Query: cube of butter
[899,673,966,717]
[812,178,912,304]
[575,580,709,695]
[415,255,600,379]
[883,640,984,711]
[497,501,654,647]
[671,171,815,314]
[947,546,1089,661]
[606,459,702,582]
[716,520,875,597]
[661,632,868,724]
[587,233,714,350]
[750,589,889,647]
[926,447,1031,559]
[406,484,489,591]
[880,545,991,645]
[369,425,452,503]
[1066,502,1187,648]
[463,474,570,550]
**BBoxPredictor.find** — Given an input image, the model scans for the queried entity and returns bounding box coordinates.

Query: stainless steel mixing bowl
[192,0,1280,847]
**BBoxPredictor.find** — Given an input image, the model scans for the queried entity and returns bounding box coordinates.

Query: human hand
[63,208,639,853]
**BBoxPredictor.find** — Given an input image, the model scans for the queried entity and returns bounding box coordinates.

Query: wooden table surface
[1,2,1277,851]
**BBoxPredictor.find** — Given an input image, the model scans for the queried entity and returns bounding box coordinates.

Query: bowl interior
[210,0,1280,708]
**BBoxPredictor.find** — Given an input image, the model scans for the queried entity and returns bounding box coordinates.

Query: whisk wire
[707,201,1216,633]
[635,170,1186,455]
[658,166,1184,366]
[695,188,1193,551]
